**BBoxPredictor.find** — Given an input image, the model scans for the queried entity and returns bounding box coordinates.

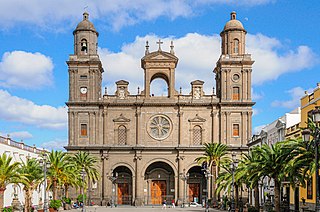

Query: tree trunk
[274,179,281,212]
[24,189,32,212]
[65,184,69,198]
[254,185,259,210]
[212,165,217,201]
[0,187,6,211]
[53,179,57,200]
[235,184,239,208]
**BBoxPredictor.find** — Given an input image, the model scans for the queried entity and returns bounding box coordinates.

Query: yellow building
[290,83,320,210]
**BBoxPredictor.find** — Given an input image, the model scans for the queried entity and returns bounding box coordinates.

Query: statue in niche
[118,88,125,99]
[194,87,201,99]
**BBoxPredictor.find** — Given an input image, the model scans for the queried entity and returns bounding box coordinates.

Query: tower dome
[223,11,246,32]
[73,12,98,35]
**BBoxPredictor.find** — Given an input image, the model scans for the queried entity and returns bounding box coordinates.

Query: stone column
[103,108,108,145]
[248,69,252,100]
[134,151,143,205]
[74,112,78,145]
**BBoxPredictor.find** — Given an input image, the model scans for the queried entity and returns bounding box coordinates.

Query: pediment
[191,80,205,85]
[275,120,285,128]
[116,80,129,85]
[188,114,206,122]
[142,51,178,61]
[113,114,130,122]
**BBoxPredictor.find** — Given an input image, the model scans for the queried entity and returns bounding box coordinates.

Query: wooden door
[151,180,166,204]
[117,183,129,205]
[188,183,200,203]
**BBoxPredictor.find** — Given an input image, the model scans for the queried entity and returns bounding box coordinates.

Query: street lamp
[80,167,86,212]
[204,167,212,212]
[230,153,238,212]
[39,153,50,212]
[107,171,118,208]
[302,106,320,212]
[179,169,189,208]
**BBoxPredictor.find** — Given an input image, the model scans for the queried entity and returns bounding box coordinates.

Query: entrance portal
[187,166,206,204]
[113,166,133,205]
[151,180,166,204]
[145,161,175,205]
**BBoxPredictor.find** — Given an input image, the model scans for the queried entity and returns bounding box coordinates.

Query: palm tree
[59,165,80,198]
[47,150,70,200]
[195,143,230,201]
[0,154,20,210]
[240,148,263,210]
[18,158,43,212]
[71,151,100,183]
[70,151,100,203]
[250,142,297,212]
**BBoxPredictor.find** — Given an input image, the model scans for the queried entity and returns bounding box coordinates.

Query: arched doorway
[187,166,206,204]
[112,166,133,205]
[145,162,175,205]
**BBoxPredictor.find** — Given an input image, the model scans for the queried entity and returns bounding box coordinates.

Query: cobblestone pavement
[67,206,224,212]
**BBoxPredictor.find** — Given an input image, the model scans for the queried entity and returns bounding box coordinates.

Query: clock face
[80,87,87,94]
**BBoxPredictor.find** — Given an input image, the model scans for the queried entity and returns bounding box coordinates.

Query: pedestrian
[162,199,167,209]
[171,199,175,208]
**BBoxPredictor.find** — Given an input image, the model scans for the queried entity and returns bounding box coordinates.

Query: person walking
[171,199,175,208]
[162,199,167,209]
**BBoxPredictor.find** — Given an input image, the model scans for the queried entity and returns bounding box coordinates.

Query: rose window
[148,115,172,140]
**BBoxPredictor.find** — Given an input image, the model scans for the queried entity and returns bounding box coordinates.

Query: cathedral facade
[66,11,254,206]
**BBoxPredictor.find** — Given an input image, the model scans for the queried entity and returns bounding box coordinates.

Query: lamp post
[204,168,212,212]
[179,169,189,208]
[80,167,86,212]
[230,153,238,212]
[39,153,50,212]
[302,106,320,212]
[107,172,118,208]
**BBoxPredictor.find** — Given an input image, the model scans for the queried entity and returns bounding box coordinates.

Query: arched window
[118,125,127,145]
[81,39,88,53]
[232,87,240,100]
[233,39,239,54]
[193,125,202,145]
[150,78,168,97]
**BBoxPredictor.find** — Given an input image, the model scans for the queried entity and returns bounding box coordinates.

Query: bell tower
[67,12,103,102]
[215,11,253,102]
[141,40,178,98]
[214,12,255,147]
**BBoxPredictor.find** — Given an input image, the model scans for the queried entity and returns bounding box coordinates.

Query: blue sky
[0,0,319,150]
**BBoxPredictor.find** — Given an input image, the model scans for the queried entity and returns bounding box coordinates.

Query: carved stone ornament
[147,114,172,140]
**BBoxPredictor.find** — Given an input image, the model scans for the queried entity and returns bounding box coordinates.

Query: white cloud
[0,90,67,129]
[100,33,219,95]
[0,51,53,89]
[0,0,274,30]
[271,86,311,109]
[247,34,318,85]
[0,131,33,140]
[41,138,67,151]
[99,33,317,94]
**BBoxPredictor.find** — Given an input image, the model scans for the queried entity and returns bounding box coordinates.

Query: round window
[233,74,240,81]
[147,115,172,140]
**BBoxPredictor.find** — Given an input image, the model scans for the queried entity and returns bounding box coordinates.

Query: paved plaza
[69,206,222,212]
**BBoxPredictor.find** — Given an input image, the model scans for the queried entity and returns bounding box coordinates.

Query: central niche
[147,114,172,140]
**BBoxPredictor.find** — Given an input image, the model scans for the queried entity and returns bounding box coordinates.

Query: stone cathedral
[66,11,254,206]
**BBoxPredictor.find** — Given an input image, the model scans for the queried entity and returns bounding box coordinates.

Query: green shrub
[49,199,62,210]
[248,206,259,212]
[77,194,87,203]
[62,197,71,204]
[3,206,12,212]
